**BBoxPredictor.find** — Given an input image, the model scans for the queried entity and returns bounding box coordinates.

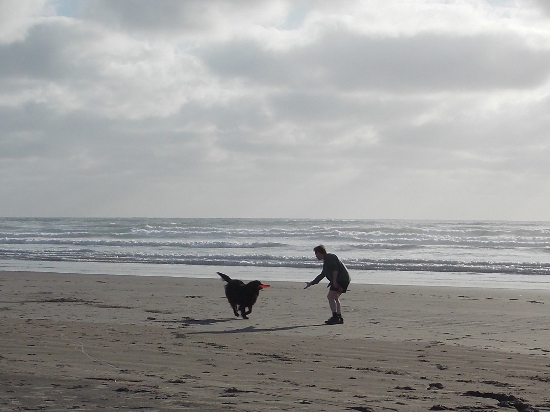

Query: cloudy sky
[2,0,550,220]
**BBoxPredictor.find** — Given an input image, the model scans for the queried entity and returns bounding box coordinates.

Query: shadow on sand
[157,317,235,326]
[183,323,323,335]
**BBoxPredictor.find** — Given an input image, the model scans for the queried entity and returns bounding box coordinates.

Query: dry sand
[1,270,550,411]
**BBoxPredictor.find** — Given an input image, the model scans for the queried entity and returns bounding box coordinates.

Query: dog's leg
[239,305,249,319]
[243,306,252,317]
[232,304,239,317]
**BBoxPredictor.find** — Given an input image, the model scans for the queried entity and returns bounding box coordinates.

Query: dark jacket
[311,253,350,286]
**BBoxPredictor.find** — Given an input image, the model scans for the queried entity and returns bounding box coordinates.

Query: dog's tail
[217,272,232,283]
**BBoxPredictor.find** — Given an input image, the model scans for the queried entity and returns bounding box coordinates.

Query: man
[304,245,350,325]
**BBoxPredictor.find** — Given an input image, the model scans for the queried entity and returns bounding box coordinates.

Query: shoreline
[2,270,550,411]
[2,261,550,290]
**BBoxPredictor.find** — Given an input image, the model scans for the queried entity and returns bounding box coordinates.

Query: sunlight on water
[1,218,550,289]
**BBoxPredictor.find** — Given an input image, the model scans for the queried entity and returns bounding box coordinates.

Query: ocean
[1,218,550,289]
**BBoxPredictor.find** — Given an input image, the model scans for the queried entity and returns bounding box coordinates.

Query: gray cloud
[79,0,289,34]
[532,0,550,15]
[81,0,210,32]
[201,31,550,92]
[0,22,94,80]
[1,0,550,219]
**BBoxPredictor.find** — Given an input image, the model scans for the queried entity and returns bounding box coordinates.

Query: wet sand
[1,270,550,411]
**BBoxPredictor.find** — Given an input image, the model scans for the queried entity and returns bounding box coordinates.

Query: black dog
[217,272,270,319]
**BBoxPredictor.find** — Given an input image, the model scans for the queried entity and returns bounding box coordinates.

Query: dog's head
[246,280,270,292]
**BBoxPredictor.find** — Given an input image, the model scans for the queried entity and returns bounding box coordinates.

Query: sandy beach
[1,270,550,411]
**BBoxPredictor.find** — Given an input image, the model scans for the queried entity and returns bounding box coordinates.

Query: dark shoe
[337,316,344,324]
[325,316,339,325]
